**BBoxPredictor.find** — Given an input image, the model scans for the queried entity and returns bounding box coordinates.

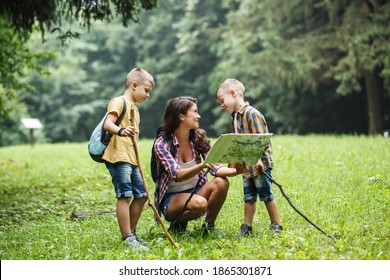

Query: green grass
[0,135,389,260]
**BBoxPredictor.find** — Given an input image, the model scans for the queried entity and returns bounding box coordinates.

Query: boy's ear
[131,81,138,90]
[230,89,236,96]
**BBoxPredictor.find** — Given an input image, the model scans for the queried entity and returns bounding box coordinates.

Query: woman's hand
[203,163,215,170]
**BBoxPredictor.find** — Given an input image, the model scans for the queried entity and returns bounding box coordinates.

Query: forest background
[1,0,390,146]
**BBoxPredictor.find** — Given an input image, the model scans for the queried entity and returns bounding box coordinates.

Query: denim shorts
[243,168,274,202]
[105,162,147,199]
[160,184,203,221]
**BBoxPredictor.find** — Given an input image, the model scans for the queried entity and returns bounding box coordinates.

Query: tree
[0,0,158,41]
[134,0,229,137]
[0,18,50,145]
[328,0,390,134]
[211,0,390,134]
[0,0,158,125]
[22,32,102,142]
[19,0,229,142]
[22,20,143,143]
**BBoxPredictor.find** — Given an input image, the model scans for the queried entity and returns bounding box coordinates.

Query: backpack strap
[116,96,127,125]
[102,96,127,144]
[162,132,177,157]
[152,129,176,182]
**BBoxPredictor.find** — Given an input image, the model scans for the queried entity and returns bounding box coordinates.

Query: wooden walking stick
[259,169,336,240]
[130,108,178,249]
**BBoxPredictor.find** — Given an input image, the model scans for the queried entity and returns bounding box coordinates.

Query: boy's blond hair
[216,78,245,97]
[125,68,155,89]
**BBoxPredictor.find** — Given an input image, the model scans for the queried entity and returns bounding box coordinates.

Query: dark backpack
[88,97,127,162]
[150,128,176,182]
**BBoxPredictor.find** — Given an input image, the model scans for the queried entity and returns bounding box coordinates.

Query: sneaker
[132,231,148,247]
[169,221,187,233]
[269,222,284,235]
[201,222,215,235]
[236,223,253,236]
[122,233,149,250]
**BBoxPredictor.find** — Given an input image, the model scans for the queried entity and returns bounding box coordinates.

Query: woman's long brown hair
[161,96,211,154]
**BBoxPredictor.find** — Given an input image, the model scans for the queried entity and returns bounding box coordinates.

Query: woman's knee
[214,176,230,191]
[190,196,208,215]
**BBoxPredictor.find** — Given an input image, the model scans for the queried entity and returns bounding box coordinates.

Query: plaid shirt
[230,102,273,178]
[153,133,221,215]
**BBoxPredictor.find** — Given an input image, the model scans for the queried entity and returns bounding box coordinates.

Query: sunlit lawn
[0,135,389,260]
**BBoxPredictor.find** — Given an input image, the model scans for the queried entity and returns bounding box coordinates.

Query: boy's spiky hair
[125,68,155,89]
[216,78,245,97]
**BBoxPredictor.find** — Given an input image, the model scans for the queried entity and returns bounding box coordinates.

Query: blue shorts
[243,168,274,202]
[105,162,147,199]
[160,184,203,221]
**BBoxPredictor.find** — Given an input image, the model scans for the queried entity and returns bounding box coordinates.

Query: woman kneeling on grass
[153,96,244,234]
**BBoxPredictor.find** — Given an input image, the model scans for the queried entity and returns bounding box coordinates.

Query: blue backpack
[88,97,127,162]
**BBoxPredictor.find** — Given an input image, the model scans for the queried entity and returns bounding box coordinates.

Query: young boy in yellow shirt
[103,68,154,249]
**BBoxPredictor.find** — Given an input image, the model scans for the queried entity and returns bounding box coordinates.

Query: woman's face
[180,103,201,129]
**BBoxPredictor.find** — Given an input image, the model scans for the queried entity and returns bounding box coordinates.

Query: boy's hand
[256,159,265,171]
[120,126,138,137]
[234,162,246,175]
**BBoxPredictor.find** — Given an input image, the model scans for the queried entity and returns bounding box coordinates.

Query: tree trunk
[364,70,382,134]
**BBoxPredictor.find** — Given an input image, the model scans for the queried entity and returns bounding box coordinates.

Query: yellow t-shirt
[101,96,139,165]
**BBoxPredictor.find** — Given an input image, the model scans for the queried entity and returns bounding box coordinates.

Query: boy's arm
[104,112,138,137]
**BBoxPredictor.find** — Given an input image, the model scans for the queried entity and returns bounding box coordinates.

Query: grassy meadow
[0,135,389,260]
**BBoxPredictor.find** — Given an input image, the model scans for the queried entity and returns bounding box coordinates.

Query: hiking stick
[259,169,336,239]
[130,109,178,249]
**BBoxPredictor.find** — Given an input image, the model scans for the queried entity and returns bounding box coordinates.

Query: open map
[204,133,273,166]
